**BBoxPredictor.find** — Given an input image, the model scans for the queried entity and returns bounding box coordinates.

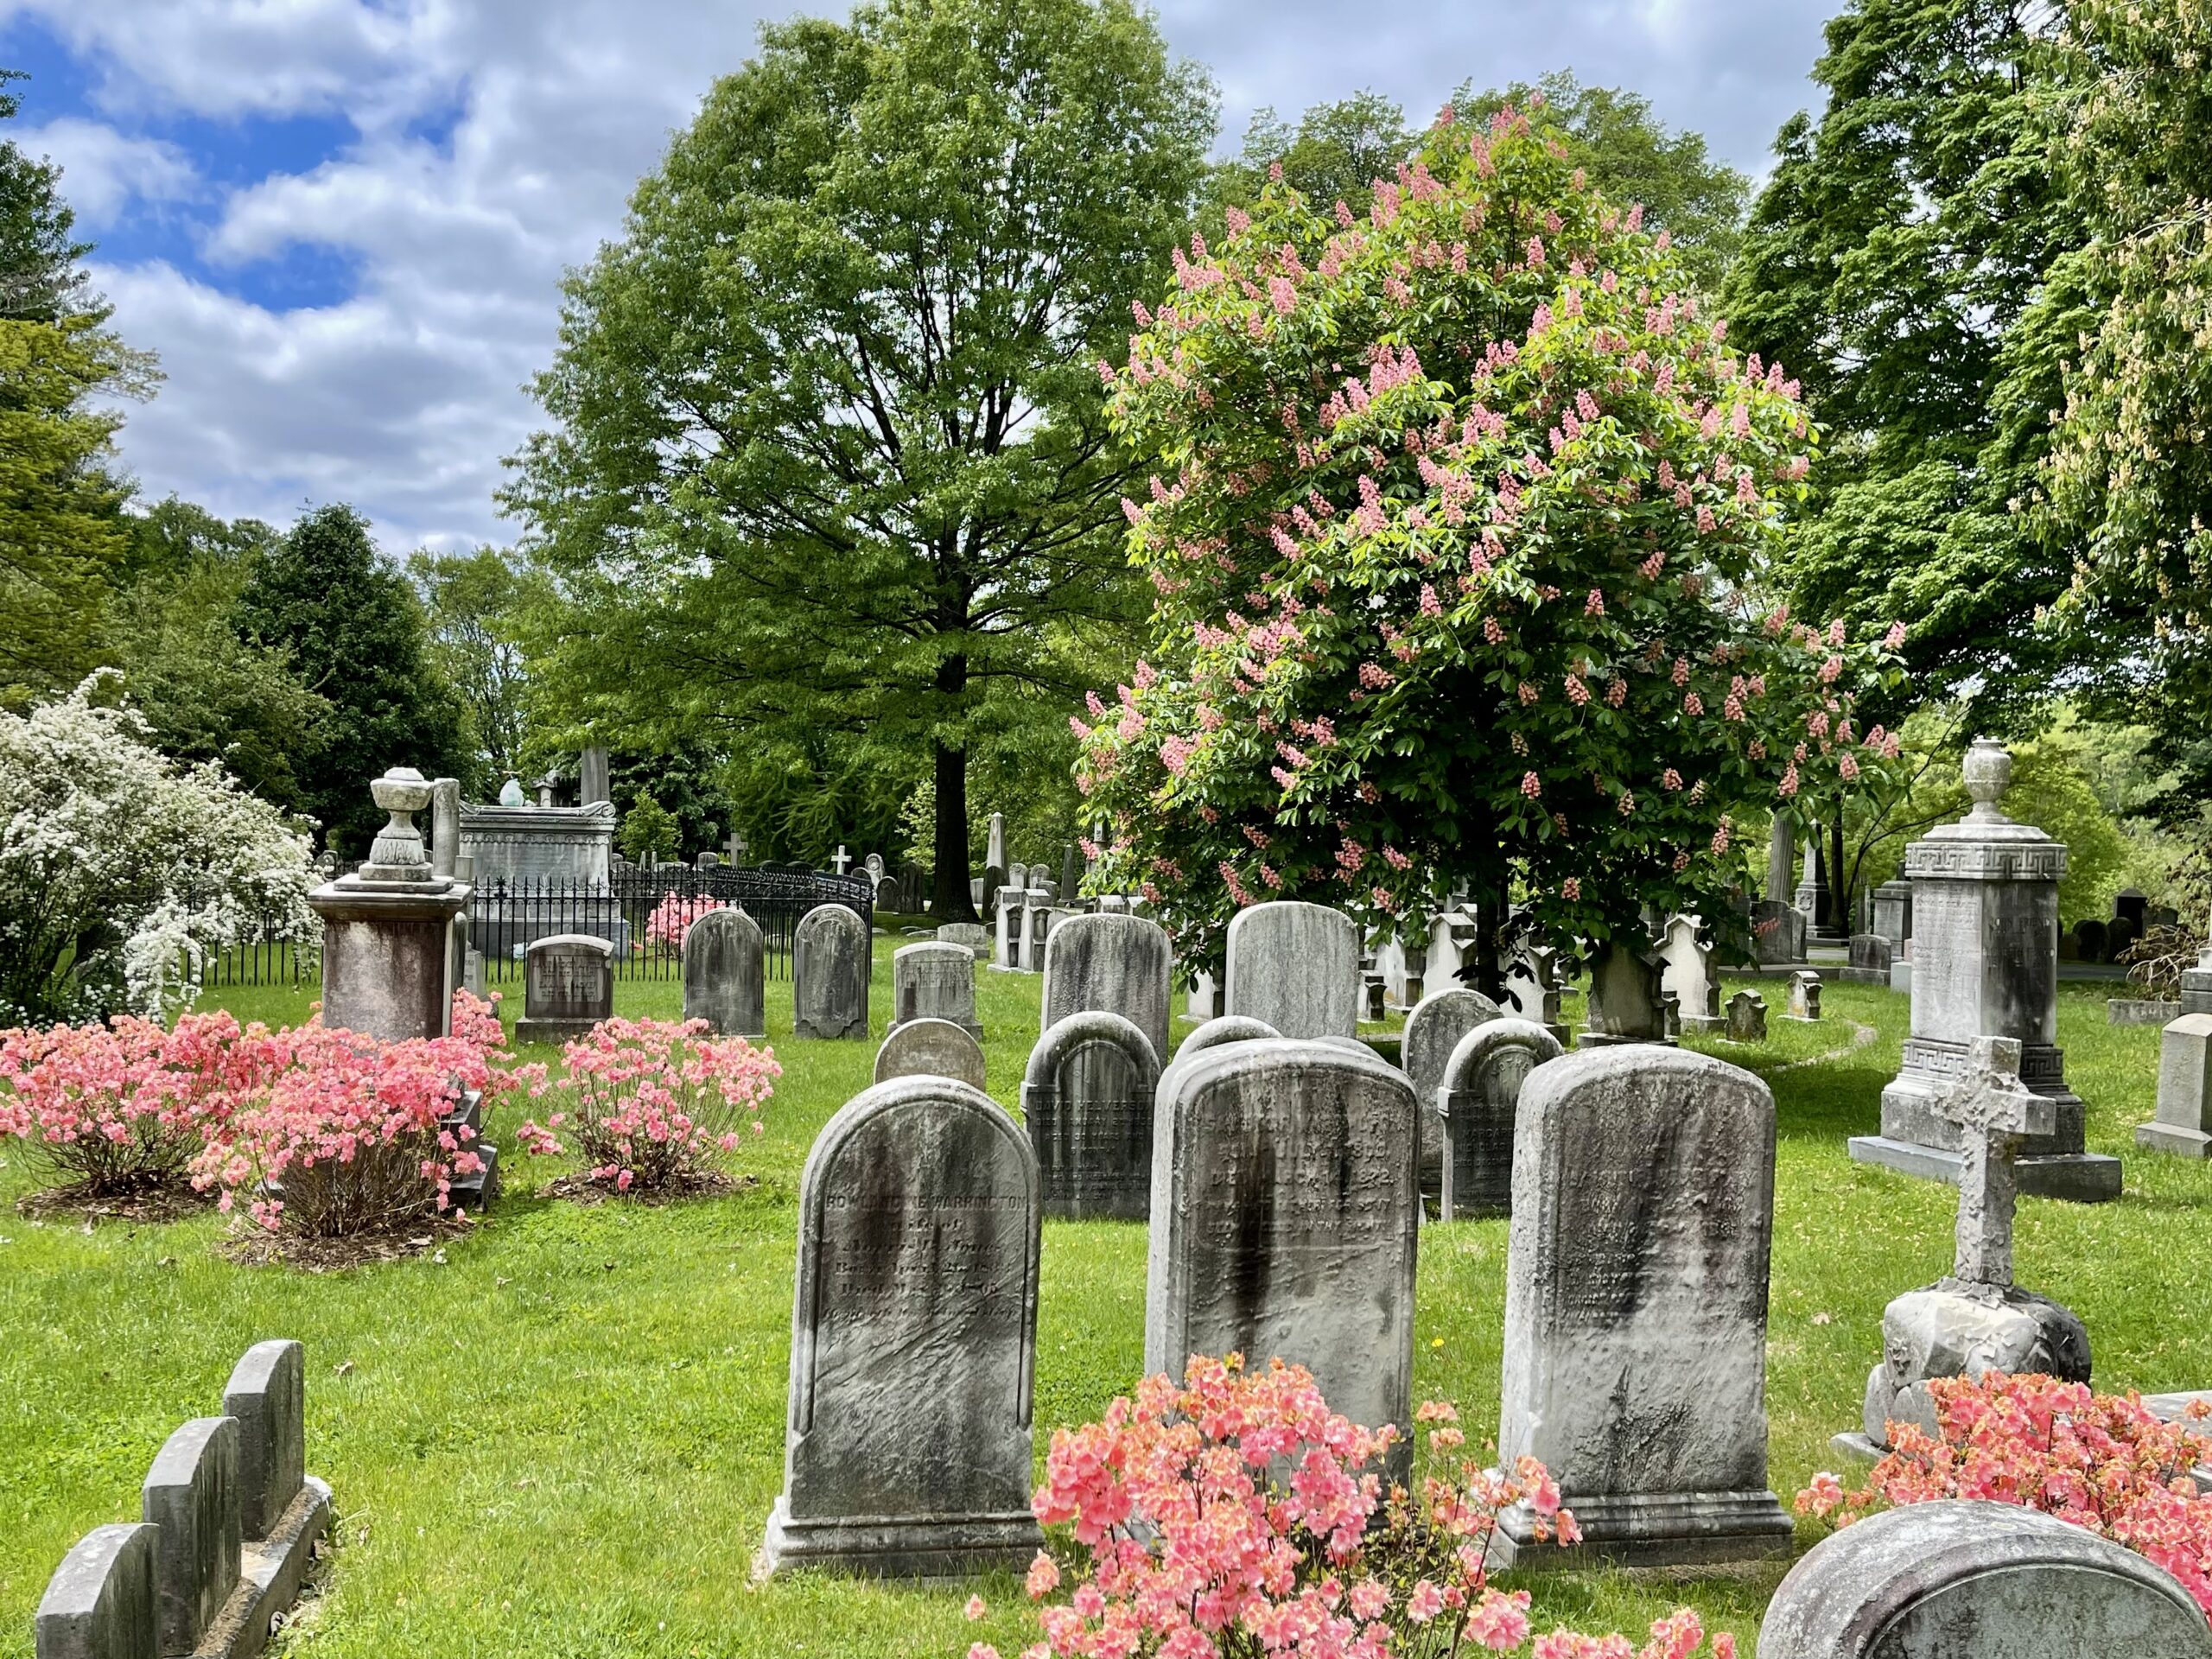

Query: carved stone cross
[1933,1036,2054,1287]
[727,830,747,866]
[830,845,852,875]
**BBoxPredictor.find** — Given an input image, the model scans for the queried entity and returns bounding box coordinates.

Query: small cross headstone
[726,830,747,866]
[830,845,852,876]
[1933,1037,2053,1288]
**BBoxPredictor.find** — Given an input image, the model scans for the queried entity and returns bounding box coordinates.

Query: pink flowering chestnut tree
[1075,102,1904,988]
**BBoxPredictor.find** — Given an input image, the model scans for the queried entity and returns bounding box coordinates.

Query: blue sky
[0,0,1834,551]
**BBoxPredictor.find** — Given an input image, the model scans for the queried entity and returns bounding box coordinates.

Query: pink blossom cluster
[643,893,728,954]
[517,1016,779,1193]
[1800,1372,2212,1618]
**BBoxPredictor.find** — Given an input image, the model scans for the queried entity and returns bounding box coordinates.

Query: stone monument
[1501,944,1567,1046]
[1849,739,2120,1201]
[1021,1010,1161,1220]
[1725,988,1768,1043]
[1845,933,1894,986]
[1579,941,1669,1047]
[307,768,472,1043]
[1222,901,1359,1039]
[1654,915,1723,1033]
[1492,1047,1792,1567]
[1786,969,1822,1022]
[793,904,870,1040]
[1039,912,1173,1065]
[516,934,614,1044]
[2139,916,2212,1156]
[682,907,765,1039]
[889,941,982,1039]
[1436,1017,1562,1219]
[1871,879,1912,950]
[760,1077,1043,1577]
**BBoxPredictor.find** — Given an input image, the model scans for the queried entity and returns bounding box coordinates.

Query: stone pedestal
[308,770,471,1042]
[1850,740,2120,1203]
[2139,949,2212,1155]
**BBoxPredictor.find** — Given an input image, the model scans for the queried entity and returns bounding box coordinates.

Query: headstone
[1751,899,1808,967]
[1501,944,1567,1046]
[1172,1014,1281,1058]
[2075,917,2110,963]
[935,921,988,961]
[890,941,982,1039]
[223,1341,304,1541]
[308,768,472,1043]
[429,778,461,879]
[1580,941,1669,1046]
[1786,969,1822,1022]
[1402,988,1503,1192]
[35,1523,159,1659]
[1437,1017,1562,1219]
[1186,969,1221,1020]
[516,933,614,1044]
[143,1417,239,1655]
[1223,901,1359,1039]
[1040,912,1173,1065]
[875,876,903,913]
[1145,1040,1419,1466]
[793,904,870,1040]
[1654,915,1723,1032]
[1847,1039,2089,1459]
[865,852,887,882]
[1765,815,1796,905]
[1060,844,1081,903]
[1850,740,2120,1201]
[829,845,852,876]
[1492,1047,1792,1567]
[986,812,1007,879]
[1725,989,1768,1043]
[2107,912,2140,962]
[1871,880,1912,949]
[683,908,766,1039]
[991,887,1020,969]
[760,1077,1043,1577]
[1845,932,1894,986]
[873,1018,987,1090]
[2140,922,2212,1156]
[1021,1011,1161,1220]
[578,745,610,807]
[1758,1500,2212,1658]
[2115,887,2149,931]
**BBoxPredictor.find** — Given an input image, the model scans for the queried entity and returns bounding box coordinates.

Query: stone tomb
[1222,901,1360,1039]
[889,941,982,1040]
[1759,1500,2211,1658]
[1021,1011,1162,1220]
[1654,915,1723,1032]
[1850,740,2120,1201]
[1039,912,1173,1066]
[515,933,614,1044]
[1492,1047,1792,1567]
[872,1018,987,1091]
[793,904,870,1040]
[682,907,766,1039]
[1144,1040,1418,1467]
[1402,988,1503,1199]
[1437,1017,1563,1219]
[761,1077,1043,1577]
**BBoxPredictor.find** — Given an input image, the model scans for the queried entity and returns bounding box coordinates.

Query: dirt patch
[539,1169,757,1207]
[15,1185,215,1226]
[219,1212,477,1272]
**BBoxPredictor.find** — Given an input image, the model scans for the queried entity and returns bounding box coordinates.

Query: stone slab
[1847,1135,2124,1202]
[683,908,766,1039]
[889,941,982,1040]
[872,1018,986,1091]
[143,1417,238,1656]
[1223,902,1358,1039]
[35,1523,158,1659]
[1022,1012,1161,1222]
[1039,912,1172,1065]
[195,1477,332,1659]
[222,1342,303,1542]
[793,904,870,1040]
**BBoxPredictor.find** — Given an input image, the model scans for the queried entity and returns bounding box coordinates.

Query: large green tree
[505,0,1215,919]
[408,545,536,789]
[0,68,89,323]
[233,505,472,855]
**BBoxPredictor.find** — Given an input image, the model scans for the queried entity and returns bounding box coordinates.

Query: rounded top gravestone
[683,906,766,1039]
[1022,1010,1162,1221]
[1155,1015,1281,1109]
[793,904,870,1040]
[1759,1499,2212,1657]
[1436,1016,1562,1220]
[891,940,982,1039]
[1402,987,1504,1156]
[1223,901,1359,1039]
[873,1017,987,1091]
[1040,911,1173,1065]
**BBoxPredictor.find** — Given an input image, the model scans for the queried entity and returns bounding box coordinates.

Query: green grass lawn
[0,946,2200,1656]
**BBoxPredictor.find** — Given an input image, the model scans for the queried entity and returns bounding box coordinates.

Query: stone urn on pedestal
[308,768,473,1042]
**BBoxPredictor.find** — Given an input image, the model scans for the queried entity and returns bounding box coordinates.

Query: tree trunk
[1470,880,1507,1002]
[1827,804,1851,938]
[931,652,977,922]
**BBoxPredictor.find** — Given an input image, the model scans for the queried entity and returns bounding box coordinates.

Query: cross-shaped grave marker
[830,845,852,875]
[1933,1036,2054,1287]
[726,830,747,867]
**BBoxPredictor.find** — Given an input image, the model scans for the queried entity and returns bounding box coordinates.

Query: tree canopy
[505,0,1216,914]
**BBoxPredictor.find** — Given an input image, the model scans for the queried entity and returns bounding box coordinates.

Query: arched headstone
[1402,988,1503,1191]
[1021,1012,1161,1220]
[793,905,869,1040]
[873,1018,986,1091]
[683,907,766,1038]
[1040,912,1172,1065]
[1223,901,1359,1039]
[1437,1017,1563,1219]
[890,941,982,1039]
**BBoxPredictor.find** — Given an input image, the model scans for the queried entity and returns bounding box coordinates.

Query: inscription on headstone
[516,933,613,1043]
[1437,1017,1563,1219]
[793,905,869,1041]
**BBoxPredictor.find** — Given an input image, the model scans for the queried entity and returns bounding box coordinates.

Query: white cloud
[13,0,1833,551]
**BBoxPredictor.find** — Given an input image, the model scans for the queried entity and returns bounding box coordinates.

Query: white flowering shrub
[0,675,319,1022]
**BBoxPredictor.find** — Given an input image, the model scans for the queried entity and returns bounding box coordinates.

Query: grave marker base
[1847,1135,2123,1202]
[1489,1489,1793,1570]
[757,1501,1043,1580]
[513,1017,600,1046]
[194,1478,331,1659]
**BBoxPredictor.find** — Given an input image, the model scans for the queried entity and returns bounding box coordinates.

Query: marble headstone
[793,904,870,1040]
[1580,941,1669,1047]
[143,1417,239,1655]
[872,1018,987,1090]
[1402,988,1504,1192]
[683,907,766,1039]
[1021,1010,1162,1220]
[1501,944,1567,1046]
[2139,922,2212,1156]
[1493,1046,1792,1567]
[1223,901,1360,1039]
[516,933,613,1044]
[760,1077,1043,1577]
[890,941,982,1039]
[1654,915,1722,1031]
[1437,1017,1563,1219]
[1725,989,1768,1043]
[1039,912,1173,1065]
[1787,969,1822,1022]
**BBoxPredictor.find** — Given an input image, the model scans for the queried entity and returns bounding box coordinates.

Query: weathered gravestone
[875,876,902,913]
[1437,1018,1563,1219]
[1845,932,1894,986]
[1851,739,2120,1201]
[682,908,766,1039]
[35,1523,157,1659]
[143,1417,238,1656]
[872,1018,987,1091]
[2075,916,2110,963]
[1654,915,1723,1032]
[1040,912,1173,1065]
[1492,1047,1792,1567]
[308,768,472,1042]
[890,941,982,1039]
[1759,1500,2212,1659]
[935,921,988,962]
[1871,880,1912,950]
[1223,901,1360,1039]
[1580,942,1670,1047]
[1402,988,1503,1197]
[1751,898,1808,967]
[1501,944,1568,1046]
[1145,1041,1418,1469]
[760,1077,1043,1577]
[2139,918,2212,1157]
[792,904,869,1040]
[1787,969,1822,1022]
[516,933,613,1044]
[1021,1011,1161,1220]
[1844,1038,2089,1460]
[1725,989,1768,1043]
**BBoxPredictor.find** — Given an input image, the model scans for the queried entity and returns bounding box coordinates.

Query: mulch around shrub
[219,1211,477,1272]
[15,1184,214,1226]
[539,1170,758,1207]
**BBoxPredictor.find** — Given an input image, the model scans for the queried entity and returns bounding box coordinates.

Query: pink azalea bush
[518,1016,778,1192]
[0,1010,286,1195]
[643,893,726,954]
[1799,1371,2212,1618]
[974,1354,1737,1659]
[190,992,526,1236]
